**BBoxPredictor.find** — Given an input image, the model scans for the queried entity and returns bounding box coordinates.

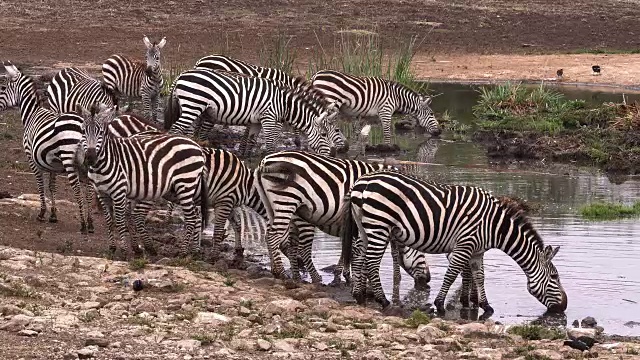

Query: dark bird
[592,65,601,75]
[556,69,563,79]
[564,339,590,351]
[132,279,144,292]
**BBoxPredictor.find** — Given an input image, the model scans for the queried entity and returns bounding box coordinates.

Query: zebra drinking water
[0,62,95,233]
[310,70,441,149]
[341,170,568,316]
[163,69,339,157]
[102,36,166,121]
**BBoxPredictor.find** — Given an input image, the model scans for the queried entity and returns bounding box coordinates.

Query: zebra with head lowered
[0,62,95,234]
[311,70,441,149]
[163,69,340,157]
[255,150,431,291]
[341,170,568,316]
[46,67,116,115]
[77,103,208,259]
[102,36,166,121]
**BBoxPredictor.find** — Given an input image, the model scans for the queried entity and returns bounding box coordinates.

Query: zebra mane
[496,195,545,249]
[282,82,331,113]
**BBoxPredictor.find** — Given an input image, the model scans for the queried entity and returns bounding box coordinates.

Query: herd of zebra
[0,35,567,316]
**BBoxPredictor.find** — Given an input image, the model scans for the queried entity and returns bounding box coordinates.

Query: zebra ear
[143,35,153,49]
[75,104,91,119]
[544,245,560,261]
[3,62,19,80]
[421,96,432,106]
[157,37,167,49]
[315,112,327,125]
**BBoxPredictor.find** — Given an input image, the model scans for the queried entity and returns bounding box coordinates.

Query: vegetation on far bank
[472,82,640,174]
[579,201,640,220]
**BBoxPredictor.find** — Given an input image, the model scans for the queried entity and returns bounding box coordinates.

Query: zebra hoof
[48,214,58,223]
[353,291,367,305]
[479,303,494,320]
[144,246,158,257]
[382,304,405,317]
[80,223,88,235]
[434,299,446,315]
[87,221,95,234]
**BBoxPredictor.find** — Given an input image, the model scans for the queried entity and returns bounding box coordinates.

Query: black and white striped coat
[47,67,116,115]
[102,36,166,121]
[311,69,441,145]
[342,170,568,315]
[163,69,337,156]
[255,150,431,287]
[78,104,207,258]
[0,62,94,233]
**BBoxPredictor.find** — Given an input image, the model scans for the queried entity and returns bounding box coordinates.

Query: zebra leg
[132,202,157,256]
[97,194,117,256]
[378,106,394,146]
[111,196,135,259]
[264,208,296,280]
[229,209,244,261]
[238,126,251,157]
[469,253,493,318]
[85,181,95,233]
[295,219,322,284]
[31,166,47,222]
[63,168,88,233]
[210,201,234,261]
[434,245,474,315]
[390,241,402,305]
[47,172,58,223]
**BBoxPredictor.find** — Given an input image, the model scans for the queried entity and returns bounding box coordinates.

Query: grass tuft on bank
[579,201,640,220]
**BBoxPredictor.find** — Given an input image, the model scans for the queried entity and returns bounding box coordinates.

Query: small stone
[572,319,579,327]
[86,331,104,338]
[532,349,563,360]
[416,324,446,342]
[0,314,32,332]
[455,322,488,335]
[63,352,77,360]
[77,348,95,359]
[567,327,596,339]
[17,329,38,337]
[314,342,328,351]
[325,322,338,333]
[581,316,597,328]
[0,304,34,317]
[108,342,122,349]
[363,349,387,360]
[194,312,230,325]
[183,355,193,360]
[176,339,201,351]
[85,338,109,347]
[263,299,307,316]
[81,301,101,310]
[257,339,272,351]
[273,339,295,352]
[247,313,262,324]
[238,306,251,317]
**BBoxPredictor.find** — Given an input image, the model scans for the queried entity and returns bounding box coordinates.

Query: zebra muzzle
[86,148,97,166]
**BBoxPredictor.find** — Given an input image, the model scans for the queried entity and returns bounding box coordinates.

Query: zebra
[47,67,116,114]
[76,103,208,258]
[102,36,166,121]
[310,69,441,149]
[341,170,568,316]
[194,54,308,89]
[254,150,431,289]
[0,62,95,234]
[163,69,339,157]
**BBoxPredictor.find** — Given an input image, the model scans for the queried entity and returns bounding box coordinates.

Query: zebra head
[77,103,118,166]
[414,95,441,137]
[528,245,568,313]
[143,35,166,77]
[0,62,23,110]
[309,111,336,156]
[399,245,431,290]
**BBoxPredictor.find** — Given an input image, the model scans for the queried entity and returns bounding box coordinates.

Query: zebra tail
[258,162,299,190]
[253,167,275,223]
[164,89,179,130]
[200,167,209,230]
[340,195,356,272]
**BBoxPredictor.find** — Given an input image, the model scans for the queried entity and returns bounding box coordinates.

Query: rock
[416,324,446,342]
[81,301,101,310]
[473,348,503,359]
[238,306,251,317]
[0,314,32,332]
[215,348,234,356]
[532,349,563,360]
[77,348,95,359]
[624,321,640,328]
[108,342,122,349]
[455,322,488,335]
[230,339,252,351]
[303,297,340,309]
[63,352,78,360]
[325,322,338,333]
[363,349,387,360]
[176,339,201,351]
[581,316,597,328]
[264,299,307,315]
[567,327,596,339]
[0,304,34,316]
[313,342,328,351]
[273,339,295,352]
[194,312,230,325]
[85,338,110,347]
[86,330,104,338]
[247,313,262,324]
[257,339,272,351]
[17,329,38,337]
[572,319,579,327]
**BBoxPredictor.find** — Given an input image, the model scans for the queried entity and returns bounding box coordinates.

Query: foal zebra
[0,62,94,233]
[342,170,568,315]
[163,69,338,156]
[78,104,208,258]
[47,67,116,114]
[311,70,441,148]
[102,36,166,121]
[255,150,431,288]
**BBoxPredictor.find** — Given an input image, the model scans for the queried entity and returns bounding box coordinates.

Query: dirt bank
[2,245,639,359]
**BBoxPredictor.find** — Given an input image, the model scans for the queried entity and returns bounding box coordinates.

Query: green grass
[161,62,189,97]
[579,201,640,220]
[568,48,640,55]
[191,333,217,346]
[307,32,428,94]
[258,33,297,75]
[507,325,565,341]
[128,258,148,271]
[405,309,430,328]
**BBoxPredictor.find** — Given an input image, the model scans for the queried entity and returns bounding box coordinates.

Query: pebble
[17,329,39,337]
[0,314,32,332]
[77,348,95,359]
[257,339,272,351]
[581,316,598,328]
[176,339,201,351]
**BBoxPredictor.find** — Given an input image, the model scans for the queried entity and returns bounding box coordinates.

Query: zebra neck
[147,66,162,81]
[17,80,41,127]
[498,233,543,280]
